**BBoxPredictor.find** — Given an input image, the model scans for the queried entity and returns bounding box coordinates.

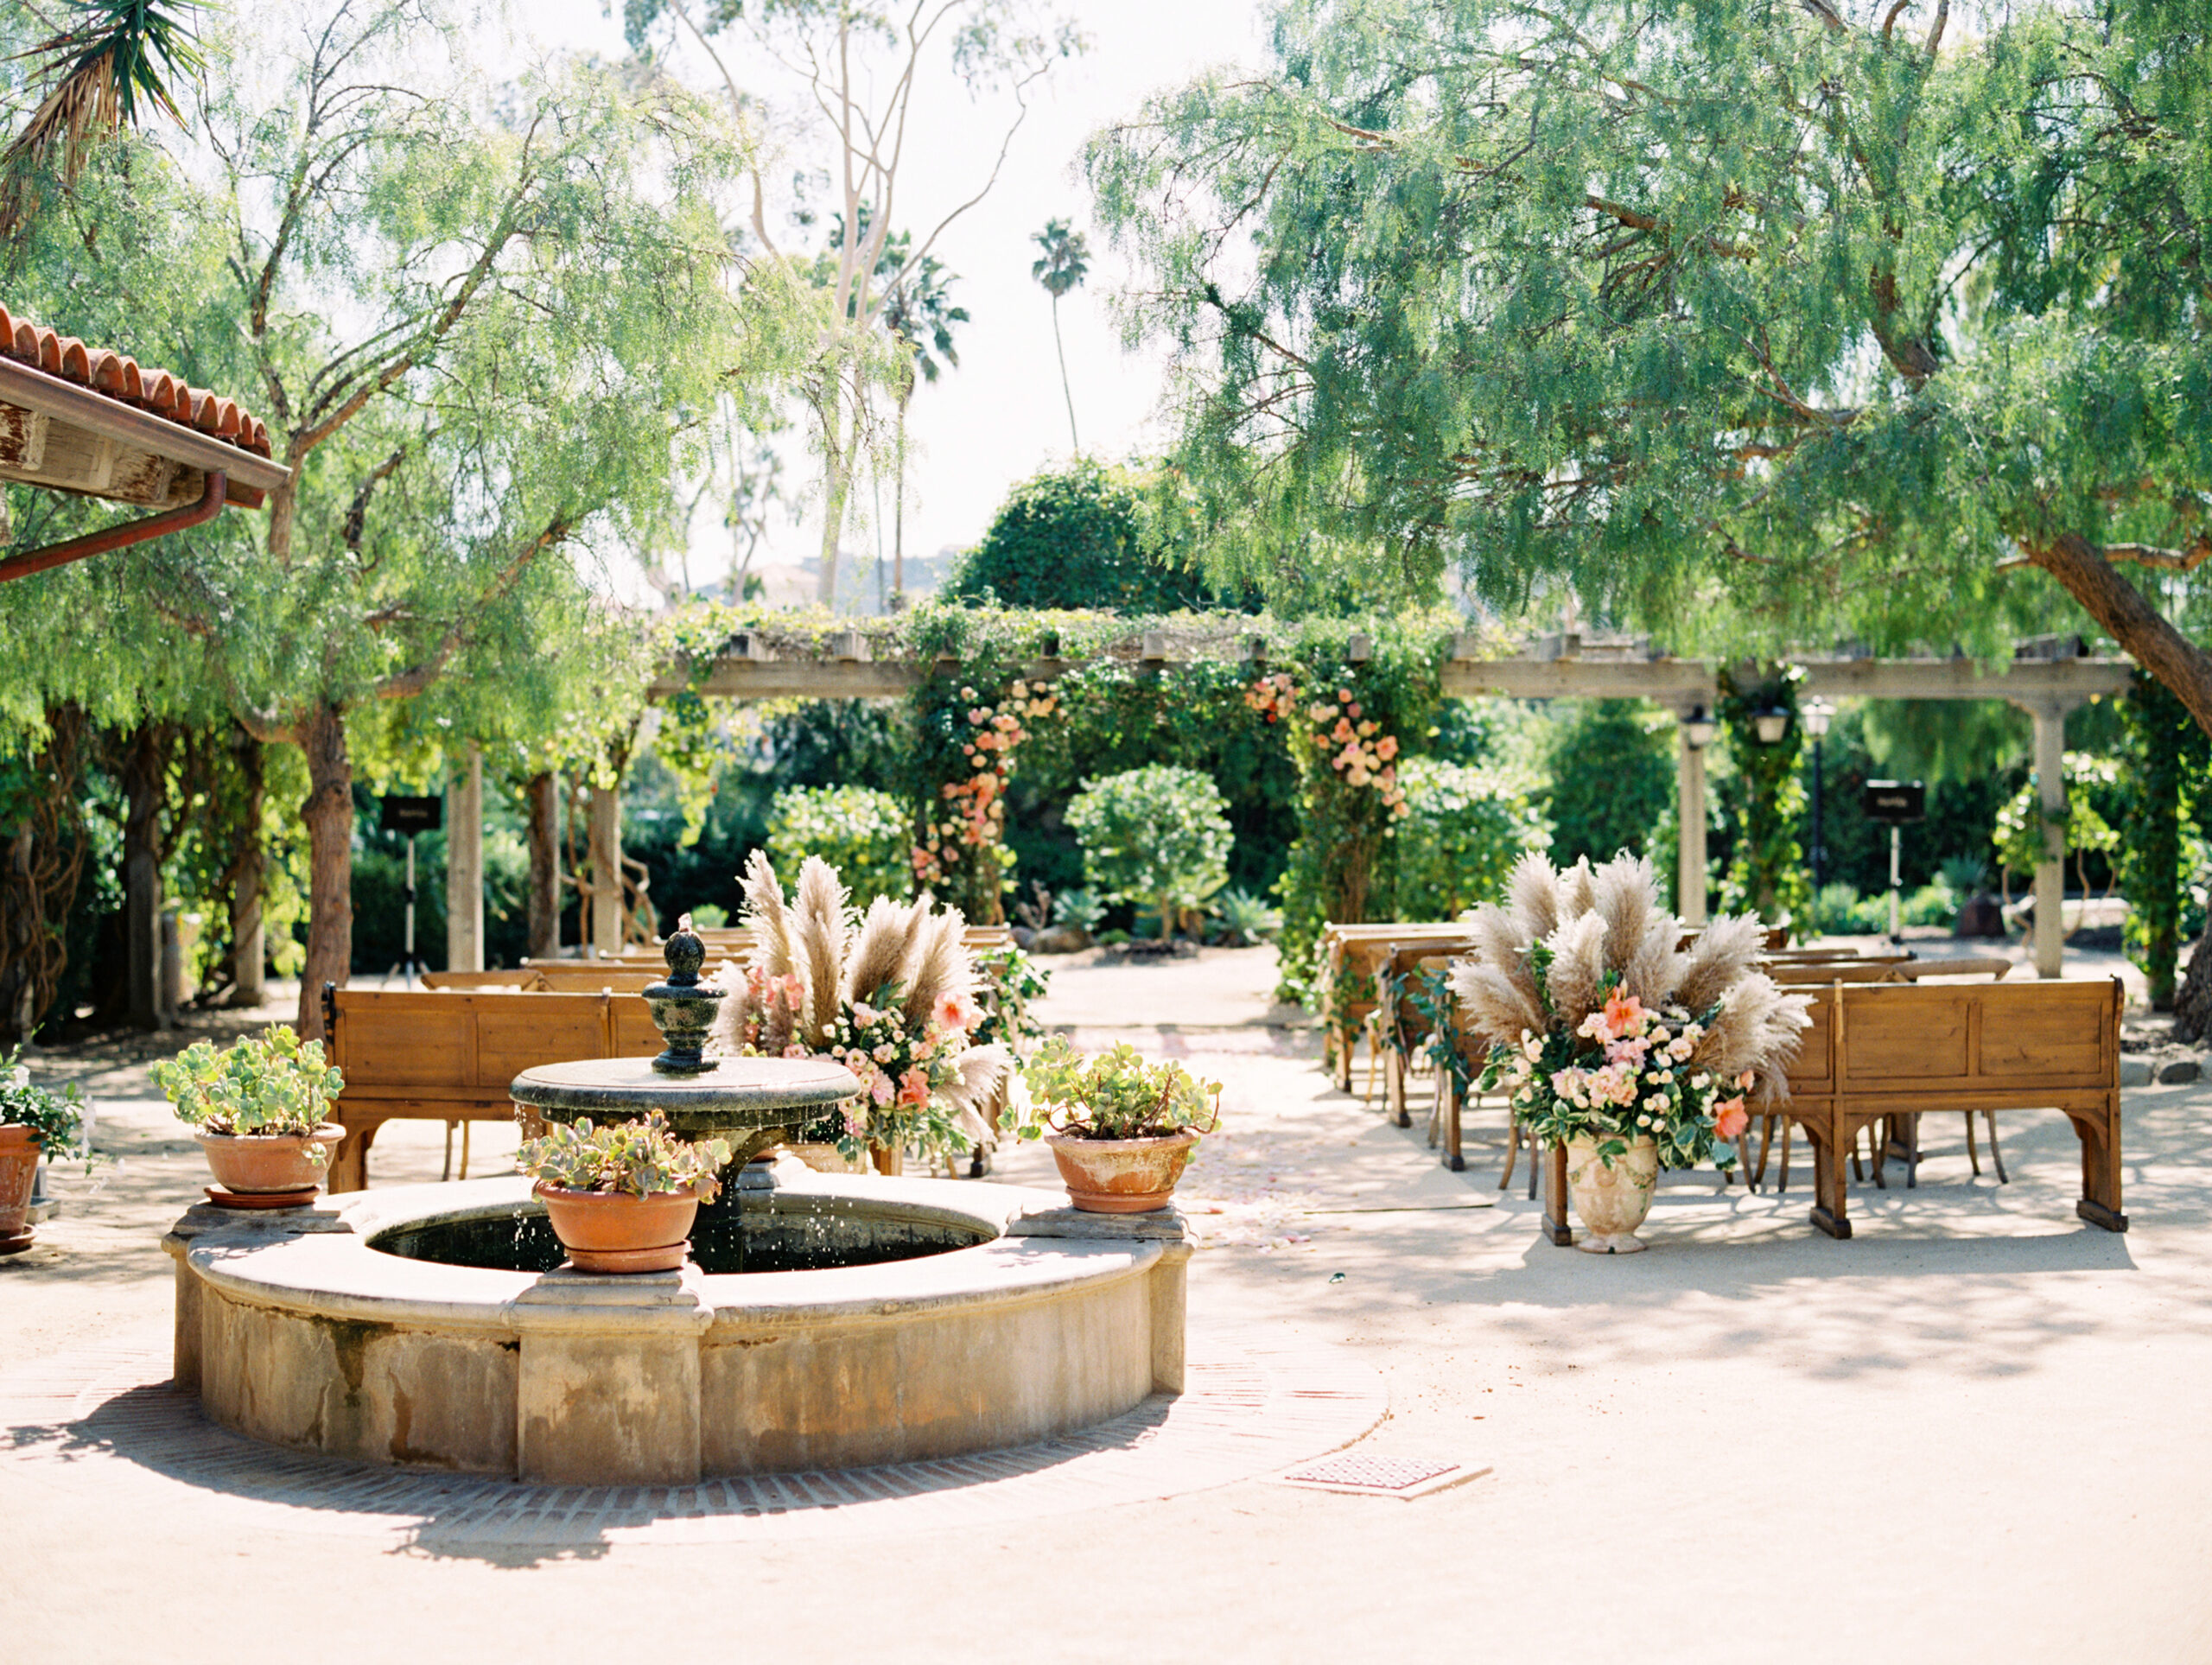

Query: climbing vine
[2120,677,2208,1010]
[1717,664,1810,933]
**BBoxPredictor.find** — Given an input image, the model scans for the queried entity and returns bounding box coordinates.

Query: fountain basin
[163,1165,1192,1484]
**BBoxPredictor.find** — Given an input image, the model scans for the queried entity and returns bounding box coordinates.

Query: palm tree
[1,2,207,238]
[1030,217,1088,453]
[880,242,966,604]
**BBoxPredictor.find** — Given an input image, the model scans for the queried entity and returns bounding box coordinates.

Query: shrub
[764,785,912,907]
[945,458,1234,613]
[1391,759,1546,919]
[1541,700,1675,866]
[1066,765,1234,939]
[1209,887,1281,945]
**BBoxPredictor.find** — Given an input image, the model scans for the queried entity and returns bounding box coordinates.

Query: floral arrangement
[712,852,1013,1160]
[1249,673,1408,817]
[1005,1036,1221,1142]
[518,1109,733,1198]
[1452,853,1809,1172]
[0,1047,94,1169]
[913,677,1059,892]
[152,1026,346,1154]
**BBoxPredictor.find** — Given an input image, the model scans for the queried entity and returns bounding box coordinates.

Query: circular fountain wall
[165,1162,1192,1484]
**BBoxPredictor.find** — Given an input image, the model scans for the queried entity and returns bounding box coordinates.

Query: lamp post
[1802,698,1834,894]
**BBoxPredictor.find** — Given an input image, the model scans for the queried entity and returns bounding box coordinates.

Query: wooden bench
[322,986,665,1192]
[1537,976,2126,1242]
[1317,923,1478,1091]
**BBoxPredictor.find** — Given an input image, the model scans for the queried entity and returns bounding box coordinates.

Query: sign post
[378,796,443,988]
[1860,780,1926,943]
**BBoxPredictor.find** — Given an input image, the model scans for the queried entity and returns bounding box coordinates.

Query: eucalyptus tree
[1090,0,2212,727]
[0,0,762,1037]
[623,0,1080,607]
[1029,216,1086,452]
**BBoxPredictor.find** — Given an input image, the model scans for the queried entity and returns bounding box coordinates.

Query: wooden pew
[1317,922,1479,1091]
[1536,976,2126,1242]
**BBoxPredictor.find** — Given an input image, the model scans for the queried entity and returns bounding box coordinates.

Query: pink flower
[1603,989,1647,1037]
[935,989,981,1033]
[1713,1096,1749,1141]
[899,1068,931,1107]
[869,1071,896,1106]
[1376,735,1399,761]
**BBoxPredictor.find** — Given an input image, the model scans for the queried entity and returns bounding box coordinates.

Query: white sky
[514,0,1273,598]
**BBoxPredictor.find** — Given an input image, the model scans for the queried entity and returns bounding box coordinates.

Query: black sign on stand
[378,795,442,985]
[379,795,443,836]
[1861,779,1925,823]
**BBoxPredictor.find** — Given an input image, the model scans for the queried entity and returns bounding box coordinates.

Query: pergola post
[444,744,484,973]
[2022,699,2076,980]
[587,782,623,957]
[1675,718,1709,926]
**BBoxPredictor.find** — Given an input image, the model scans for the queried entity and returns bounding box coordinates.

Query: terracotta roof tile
[0,302,273,460]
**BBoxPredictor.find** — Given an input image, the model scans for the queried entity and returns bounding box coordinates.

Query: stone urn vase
[198,1125,345,1198]
[533,1182,702,1274]
[0,1123,39,1252]
[1047,1129,1198,1214]
[1565,1134,1661,1254]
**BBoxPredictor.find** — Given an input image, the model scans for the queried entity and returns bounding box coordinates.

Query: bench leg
[1807,1113,1853,1239]
[1985,1111,2008,1185]
[1541,1141,1573,1245]
[328,1118,381,1194]
[2073,1095,2127,1231]
[1331,1028,1352,1094]
[1446,1079,1465,1174]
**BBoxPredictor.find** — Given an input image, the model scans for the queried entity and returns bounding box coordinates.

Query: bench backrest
[328,988,661,1107]
[1786,977,2119,1099]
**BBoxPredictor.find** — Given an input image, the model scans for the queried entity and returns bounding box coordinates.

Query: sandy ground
[3,944,2209,1663]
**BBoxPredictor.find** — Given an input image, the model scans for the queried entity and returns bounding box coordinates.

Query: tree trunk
[1052,294,1078,453]
[2030,532,2212,742]
[2173,916,2212,1043]
[815,374,849,607]
[119,723,169,1032]
[525,769,561,959]
[226,726,266,1008]
[296,702,354,1041]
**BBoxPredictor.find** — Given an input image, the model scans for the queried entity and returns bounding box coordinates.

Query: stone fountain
[162,927,1192,1484]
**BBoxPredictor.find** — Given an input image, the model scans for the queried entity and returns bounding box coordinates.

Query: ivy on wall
[2120,677,2203,1009]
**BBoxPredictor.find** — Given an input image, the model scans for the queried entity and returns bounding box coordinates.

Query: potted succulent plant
[516,1109,734,1274]
[1007,1036,1221,1212]
[0,1047,92,1253]
[152,1026,347,1201]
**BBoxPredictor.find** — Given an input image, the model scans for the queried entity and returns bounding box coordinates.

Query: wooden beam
[1796,658,2133,703]
[1441,659,1718,704]
[0,358,291,495]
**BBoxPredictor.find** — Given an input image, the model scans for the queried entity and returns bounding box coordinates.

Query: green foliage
[1052,889,1104,931]
[970,944,1050,1050]
[152,1026,344,1144]
[1086,0,2212,701]
[1807,882,1963,936]
[1208,887,1281,946]
[1718,667,1812,932]
[946,460,1232,613]
[517,1109,731,1200]
[1390,759,1545,922]
[1541,702,1675,867]
[1066,765,1234,938]
[1993,753,2121,885]
[766,785,912,908]
[1007,1036,1221,1141]
[2120,678,2211,1007]
[0,1046,89,1162]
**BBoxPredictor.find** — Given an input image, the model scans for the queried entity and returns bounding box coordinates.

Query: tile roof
[0,301,273,460]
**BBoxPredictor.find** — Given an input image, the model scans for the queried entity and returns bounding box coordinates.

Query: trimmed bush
[764,785,912,907]
[1066,765,1234,939]
[1391,759,1548,919]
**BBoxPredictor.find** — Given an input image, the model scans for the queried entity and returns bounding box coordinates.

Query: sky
[516,0,1275,600]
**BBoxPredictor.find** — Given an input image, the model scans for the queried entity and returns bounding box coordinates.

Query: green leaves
[517,1109,733,1199]
[1010,1035,1220,1141]
[766,785,912,908]
[0,1045,91,1162]
[1066,764,1233,937]
[151,1026,344,1141]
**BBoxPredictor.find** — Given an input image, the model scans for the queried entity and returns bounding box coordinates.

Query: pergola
[443,627,2133,981]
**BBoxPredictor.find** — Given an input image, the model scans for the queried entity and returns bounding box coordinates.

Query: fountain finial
[643,913,724,1076]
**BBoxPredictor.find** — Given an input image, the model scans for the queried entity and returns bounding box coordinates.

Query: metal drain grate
[1278,1452,1484,1497]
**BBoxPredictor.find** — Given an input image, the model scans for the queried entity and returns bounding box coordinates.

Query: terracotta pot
[533,1181,702,1274]
[1565,1134,1661,1254]
[1046,1129,1199,1214]
[870,1143,905,1177]
[197,1125,345,1195]
[0,1123,39,1252]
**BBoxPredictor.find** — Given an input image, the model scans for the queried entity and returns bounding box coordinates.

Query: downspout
[0,468,228,584]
